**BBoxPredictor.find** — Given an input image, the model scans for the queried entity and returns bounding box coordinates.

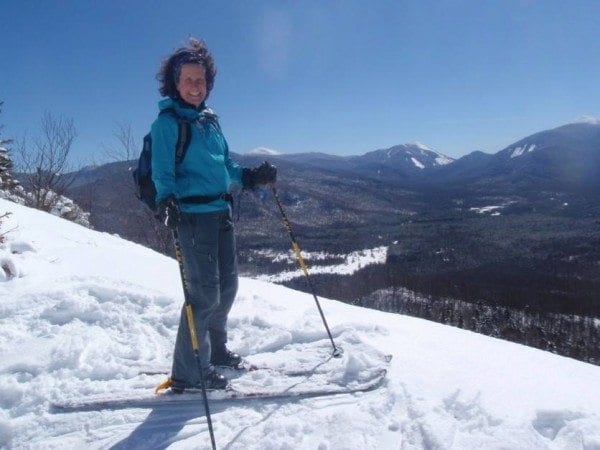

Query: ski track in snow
[1,198,600,449]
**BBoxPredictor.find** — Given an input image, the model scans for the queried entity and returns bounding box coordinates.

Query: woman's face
[176,63,207,107]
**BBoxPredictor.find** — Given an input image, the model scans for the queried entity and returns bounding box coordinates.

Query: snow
[406,142,454,166]
[510,144,537,158]
[381,143,453,168]
[256,246,388,283]
[575,116,600,125]
[469,205,504,215]
[1,198,600,449]
[246,147,282,156]
[410,157,425,170]
[408,141,433,152]
[435,154,454,165]
[470,201,517,216]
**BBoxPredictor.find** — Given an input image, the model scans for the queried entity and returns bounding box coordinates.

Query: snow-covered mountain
[360,142,454,170]
[431,122,600,193]
[237,122,600,192]
[234,141,455,185]
[1,198,599,449]
[495,122,600,188]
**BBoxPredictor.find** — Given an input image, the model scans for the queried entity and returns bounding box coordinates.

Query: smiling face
[176,63,207,107]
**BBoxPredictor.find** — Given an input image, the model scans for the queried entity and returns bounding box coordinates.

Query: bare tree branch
[18,111,78,210]
[103,121,137,162]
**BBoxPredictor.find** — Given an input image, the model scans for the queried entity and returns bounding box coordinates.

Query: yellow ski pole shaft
[173,228,217,450]
[270,184,342,358]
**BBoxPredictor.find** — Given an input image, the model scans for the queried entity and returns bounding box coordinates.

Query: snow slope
[1,199,599,449]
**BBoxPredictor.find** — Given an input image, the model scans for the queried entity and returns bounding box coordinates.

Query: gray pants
[171,209,238,387]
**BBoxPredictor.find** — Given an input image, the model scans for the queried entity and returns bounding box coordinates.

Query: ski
[137,359,258,376]
[138,365,319,378]
[50,369,387,413]
[137,354,393,377]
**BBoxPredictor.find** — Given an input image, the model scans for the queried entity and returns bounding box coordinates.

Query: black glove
[156,196,180,229]
[242,161,277,189]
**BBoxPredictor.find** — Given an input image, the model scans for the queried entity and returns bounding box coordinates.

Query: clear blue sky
[2,0,600,165]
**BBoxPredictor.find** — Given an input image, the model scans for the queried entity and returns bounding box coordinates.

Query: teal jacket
[151,98,243,213]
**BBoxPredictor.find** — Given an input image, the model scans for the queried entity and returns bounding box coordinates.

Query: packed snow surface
[1,199,599,449]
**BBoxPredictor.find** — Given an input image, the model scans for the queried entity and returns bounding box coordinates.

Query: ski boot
[169,368,229,394]
[211,348,243,369]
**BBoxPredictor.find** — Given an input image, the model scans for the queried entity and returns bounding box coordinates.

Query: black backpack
[132,108,191,211]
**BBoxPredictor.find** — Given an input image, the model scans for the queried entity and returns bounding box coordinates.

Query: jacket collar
[159,98,217,121]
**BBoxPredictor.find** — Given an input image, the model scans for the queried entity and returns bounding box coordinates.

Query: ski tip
[155,378,173,394]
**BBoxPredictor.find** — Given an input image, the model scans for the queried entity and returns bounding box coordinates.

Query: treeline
[280,253,599,316]
[353,286,600,365]
[276,261,600,366]
[384,262,600,318]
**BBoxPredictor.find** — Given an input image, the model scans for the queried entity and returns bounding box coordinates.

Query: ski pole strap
[155,378,173,394]
[179,193,233,205]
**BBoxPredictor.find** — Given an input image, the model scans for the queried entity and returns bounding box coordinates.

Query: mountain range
[64,120,600,319]
[236,121,600,194]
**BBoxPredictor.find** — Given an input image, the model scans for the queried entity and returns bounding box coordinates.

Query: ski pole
[269,184,342,358]
[172,228,217,450]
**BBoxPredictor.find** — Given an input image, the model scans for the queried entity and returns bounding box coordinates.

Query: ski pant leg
[208,208,239,351]
[171,211,221,387]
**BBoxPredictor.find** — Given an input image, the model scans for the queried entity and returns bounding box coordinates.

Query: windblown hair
[157,38,217,100]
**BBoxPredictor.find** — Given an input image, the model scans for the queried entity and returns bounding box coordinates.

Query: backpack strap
[158,108,192,165]
[174,116,191,164]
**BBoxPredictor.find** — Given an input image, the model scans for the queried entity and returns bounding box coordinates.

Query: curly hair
[157,38,217,100]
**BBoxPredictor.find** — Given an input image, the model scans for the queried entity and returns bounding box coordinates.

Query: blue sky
[2,0,600,165]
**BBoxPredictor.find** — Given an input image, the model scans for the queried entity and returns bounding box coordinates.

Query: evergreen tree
[0,101,21,195]
[0,147,21,194]
[0,102,22,200]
